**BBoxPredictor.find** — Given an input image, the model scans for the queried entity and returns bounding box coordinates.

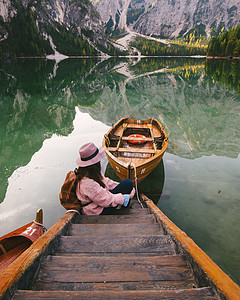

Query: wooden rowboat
[0,209,44,272]
[102,117,168,183]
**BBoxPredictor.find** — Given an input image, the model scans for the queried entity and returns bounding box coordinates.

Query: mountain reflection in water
[0,57,240,285]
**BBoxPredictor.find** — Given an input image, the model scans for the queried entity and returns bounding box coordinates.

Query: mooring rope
[65,209,80,215]
[33,220,47,232]
[130,162,144,209]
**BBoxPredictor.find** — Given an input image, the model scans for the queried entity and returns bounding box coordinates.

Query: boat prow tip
[35,209,43,225]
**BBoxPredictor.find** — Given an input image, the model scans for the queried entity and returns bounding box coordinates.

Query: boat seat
[109,136,152,142]
[109,136,162,142]
[122,136,152,142]
[107,147,156,154]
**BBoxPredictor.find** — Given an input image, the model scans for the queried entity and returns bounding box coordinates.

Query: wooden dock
[1,195,240,299]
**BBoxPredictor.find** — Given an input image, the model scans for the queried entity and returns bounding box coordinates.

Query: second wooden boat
[103,117,168,183]
[0,209,44,272]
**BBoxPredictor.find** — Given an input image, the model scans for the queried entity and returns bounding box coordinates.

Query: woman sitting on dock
[75,142,135,215]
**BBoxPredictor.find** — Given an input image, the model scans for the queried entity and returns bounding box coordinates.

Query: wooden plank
[99,207,149,215]
[41,254,188,268]
[74,214,156,224]
[37,256,192,283]
[105,208,147,215]
[13,287,217,299]
[54,252,177,257]
[33,279,195,291]
[107,147,156,154]
[108,135,153,142]
[121,136,153,142]
[69,223,163,236]
[58,235,175,254]
[37,265,192,284]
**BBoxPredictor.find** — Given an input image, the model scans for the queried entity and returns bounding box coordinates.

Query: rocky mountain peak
[0,0,109,57]
[91,0,240,38]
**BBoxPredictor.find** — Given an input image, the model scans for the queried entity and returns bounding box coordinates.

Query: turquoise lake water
[0,57,240,285]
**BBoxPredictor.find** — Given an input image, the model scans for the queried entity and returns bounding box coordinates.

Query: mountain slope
[0,0,113,57]
[91,0,240,39]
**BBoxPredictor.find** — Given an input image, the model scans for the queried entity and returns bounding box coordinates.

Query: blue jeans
[110,179,133,195]
[101,179,133,215]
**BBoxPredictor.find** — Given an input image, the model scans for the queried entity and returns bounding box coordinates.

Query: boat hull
[103,118,168,183]
[0,209,44,272]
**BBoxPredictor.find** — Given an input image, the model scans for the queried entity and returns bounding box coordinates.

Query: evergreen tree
[207,25,240,57]
[233,40,240,56]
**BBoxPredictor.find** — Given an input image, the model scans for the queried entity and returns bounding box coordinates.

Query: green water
[0,57,240,285]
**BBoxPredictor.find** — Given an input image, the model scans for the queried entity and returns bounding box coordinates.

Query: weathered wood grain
[74,214,156,224]
[38,264,192,283]
[41,254,187,266]
[54,252,178,257]
[95,207,149,215]
[13,287,216,299]
[33,279,195,291]
[58,235,176,254]
[8,193,235,300]
[121,136,153,142]
[37,255,192,283]
[107,147,156,154]
[69,223,163,236]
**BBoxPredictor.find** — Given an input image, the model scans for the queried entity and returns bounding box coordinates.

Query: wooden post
[35,209,43,224]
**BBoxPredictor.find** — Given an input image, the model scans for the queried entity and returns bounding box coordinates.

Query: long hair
[75,162,105,188]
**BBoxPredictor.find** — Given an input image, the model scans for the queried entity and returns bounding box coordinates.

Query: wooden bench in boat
[109,136,154,142]
[123,136,153,142]
[107,147,156,154]
[0,196,240,300]
[108,136,164,143]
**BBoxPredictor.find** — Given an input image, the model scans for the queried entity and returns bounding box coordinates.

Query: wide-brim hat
[76,142,105,167]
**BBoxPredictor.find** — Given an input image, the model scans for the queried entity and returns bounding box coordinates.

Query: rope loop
[65,209,80,215]
[33,220,47,232]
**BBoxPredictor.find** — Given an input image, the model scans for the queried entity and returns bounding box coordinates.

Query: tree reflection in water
[0,56,240,284]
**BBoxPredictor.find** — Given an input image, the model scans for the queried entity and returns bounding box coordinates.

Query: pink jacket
[76,174,124,215]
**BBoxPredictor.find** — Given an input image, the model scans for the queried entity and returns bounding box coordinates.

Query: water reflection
[163,152,240,284]
[0,57,240,285]
[82,57,240,160]
[205,59,240,95]
[0,108,109,235]
[0,58,98,201]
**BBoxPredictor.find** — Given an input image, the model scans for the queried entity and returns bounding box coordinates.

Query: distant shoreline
[1,55,207,60]
[206,56,240,60]
[2,55,240,61]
